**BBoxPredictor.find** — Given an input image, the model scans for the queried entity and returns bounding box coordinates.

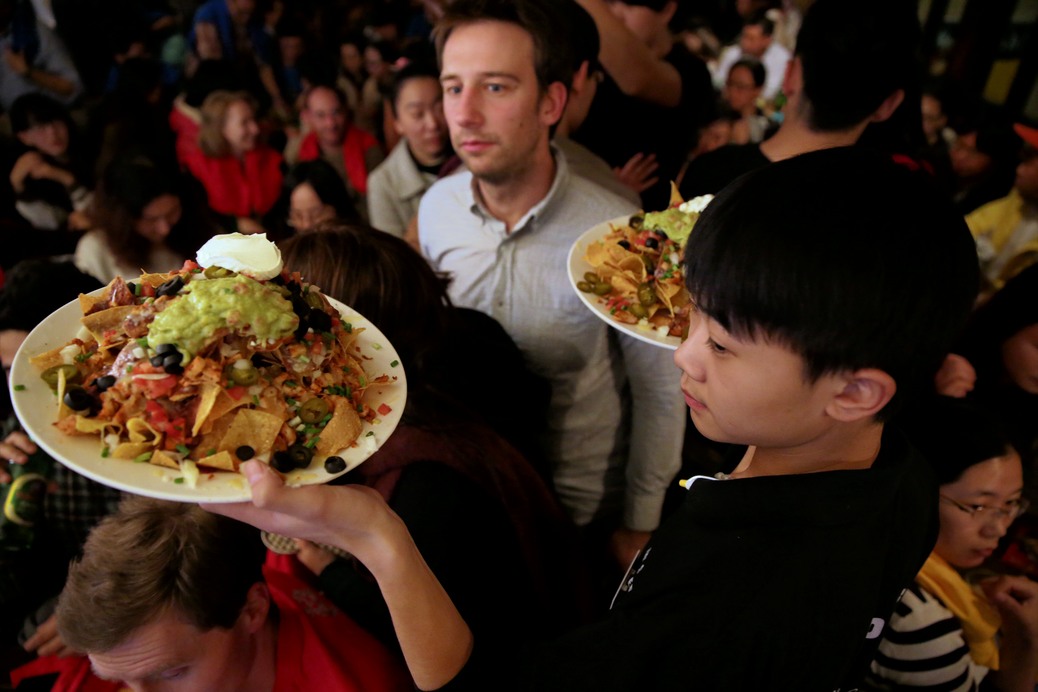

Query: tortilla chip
[112,442,154,459]
[126,418,162,445]
[196,449,236,471]
[201,389,250,434]
[191,413,235,460]
[81,305,135,343]
[28,345,67,371]
[192,383,222,436]
[316,396,363,455]
[74,416,123,437]
[668,181,684,208]
[150,449,180,469]
[219,408,282,456]
[139,272,171,288]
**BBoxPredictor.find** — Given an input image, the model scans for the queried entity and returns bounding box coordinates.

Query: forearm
[357,518,473,690]
[573,0,681,107]
[24,67,76,98]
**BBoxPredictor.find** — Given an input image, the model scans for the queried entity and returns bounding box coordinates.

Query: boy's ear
[826,368,896,422]
[869,89,905,124]
[238,582,271,634]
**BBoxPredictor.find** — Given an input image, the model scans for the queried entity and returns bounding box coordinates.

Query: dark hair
[386,59,440,117]
[279,224,453,393]
[730,58,765,88]
[957,263,1038,382]
[743,9,775,36]
[903,396,1014,485]
[684,147,979,419]
[9,92,71,134]
[954,101,1021,166]
[434,0,575,95]
[90,158,200,269]
[283,159,360,222]
[795,0,920,132]
[57,497,265,652]
[564,0,600,74]
[0,259,101,332]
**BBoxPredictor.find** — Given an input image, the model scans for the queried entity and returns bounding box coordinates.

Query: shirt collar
[467,145,571,235]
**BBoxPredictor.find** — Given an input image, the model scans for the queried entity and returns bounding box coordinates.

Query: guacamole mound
[642,208,697,247]
[148,275,299,356]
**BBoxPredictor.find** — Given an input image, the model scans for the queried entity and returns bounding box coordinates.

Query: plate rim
[567,215,683,351]
[8,286,407,502]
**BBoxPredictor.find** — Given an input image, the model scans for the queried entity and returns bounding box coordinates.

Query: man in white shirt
[419,0,685,568]
[712,10,790,102]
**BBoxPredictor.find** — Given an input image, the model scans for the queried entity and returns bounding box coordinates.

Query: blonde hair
[197,90,258,158]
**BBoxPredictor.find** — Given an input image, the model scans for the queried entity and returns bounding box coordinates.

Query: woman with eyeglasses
[867,396,1038,691]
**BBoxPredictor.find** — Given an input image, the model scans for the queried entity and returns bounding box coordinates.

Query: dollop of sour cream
[196,232,283,280]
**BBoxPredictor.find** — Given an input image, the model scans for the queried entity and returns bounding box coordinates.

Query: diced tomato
[182,259,200,272]
[140,283,156,298]
[134,373,178,398]
[226,385,246,401]
[377,403,392,416]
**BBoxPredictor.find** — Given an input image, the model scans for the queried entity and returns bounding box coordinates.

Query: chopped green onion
[359,376,366,387]
[342,322,353,333]
[305,436,320,449]
[365,431,374,437]
[371,343,382,351]
[75,352,91,363]
[13,384,25,391]
[175,443,190,455]
[341,367,351,374]
[390,360,399,368]
[284,380,298,387]
[101,446,110,458]
[206,448,216,456]
[136,337,149,348]
[286,397,297,407]
[252,394,260,406]
[134,452,152,463]
[173,477,185,484]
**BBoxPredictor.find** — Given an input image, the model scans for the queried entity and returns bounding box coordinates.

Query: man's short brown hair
[56,497,265,653]
[433,0,575,95]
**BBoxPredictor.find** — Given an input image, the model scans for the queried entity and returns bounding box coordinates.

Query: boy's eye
[160,666,188,680]
[485,82,506,93]
[706,338,727,354]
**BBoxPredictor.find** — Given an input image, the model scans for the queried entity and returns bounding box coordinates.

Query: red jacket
[185,147,283,218]
[297,125,378,196]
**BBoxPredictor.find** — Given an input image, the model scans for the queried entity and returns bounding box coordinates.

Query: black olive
[155,343,178,355]
[629,215,644,229]
[324,456,346,473]
[290,294,309,316]
[94,375,116,392]
[63,386,94,411]
[293,320,309,341]
[155,276,184,297]
[235,445,255,461]
[644,237,659,249]
[150,355,166,367]
[127,282,139,295]
[617,240,631,249]
[286,443,314,469]
[164,363,184,376]
[308,308,332,332]
[287,280,303,295]
[163,352,183,367]
[271,451,294,473]
[270,274,286,286]
[656,230,669,240]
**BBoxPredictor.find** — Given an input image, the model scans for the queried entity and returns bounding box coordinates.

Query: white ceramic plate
[567,215,683,350]
[8,292,407,502]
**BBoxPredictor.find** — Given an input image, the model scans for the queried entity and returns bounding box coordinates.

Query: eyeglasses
[940,494,1030,522]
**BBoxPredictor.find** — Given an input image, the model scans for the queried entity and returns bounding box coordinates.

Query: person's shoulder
[679,144,768,197]
[419,168,474,224]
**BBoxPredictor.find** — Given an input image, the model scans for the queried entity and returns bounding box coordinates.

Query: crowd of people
[1,0,1037,690]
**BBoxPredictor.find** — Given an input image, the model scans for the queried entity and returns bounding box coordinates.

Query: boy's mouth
[682,389,707,412]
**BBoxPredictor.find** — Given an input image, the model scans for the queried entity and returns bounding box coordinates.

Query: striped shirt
[866,583,988,691]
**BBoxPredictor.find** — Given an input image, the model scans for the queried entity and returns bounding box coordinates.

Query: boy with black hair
[210,128,979,690]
